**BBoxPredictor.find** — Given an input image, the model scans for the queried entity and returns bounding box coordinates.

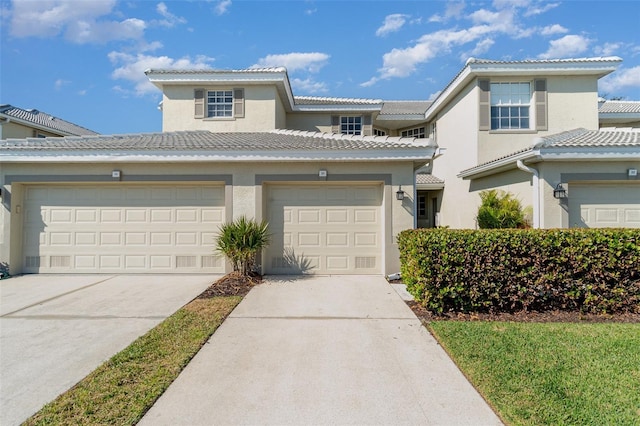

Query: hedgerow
[398,228,640,314]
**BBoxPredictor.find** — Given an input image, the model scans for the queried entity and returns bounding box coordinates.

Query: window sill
[488,129,537,134]
[203,117,236,122]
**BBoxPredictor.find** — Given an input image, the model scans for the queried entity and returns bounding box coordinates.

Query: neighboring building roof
[294,96,382,105]
[379,101,432,116]
[458,128,640,179]
[598,100,640,114]
[1,129,437,163]
[145,67,287,74]
[0,104,99,136]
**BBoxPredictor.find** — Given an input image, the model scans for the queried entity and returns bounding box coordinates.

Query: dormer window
[194,88,244,119]
[490,82,531,130]
[401,126,426,138]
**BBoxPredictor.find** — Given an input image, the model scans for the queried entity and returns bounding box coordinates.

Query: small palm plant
[477,190,527,229]
[216,216,270,276]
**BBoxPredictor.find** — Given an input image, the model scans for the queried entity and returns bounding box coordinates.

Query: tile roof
[294,96,382,105]
[598,100,640,114]
[459,128,640,177]
[1,129,434,152]
[416,174,444,185]
[379,101,432,115]
[145,67,287,74]
[467,56,622,65]
[0,105,99,136]
[535,128,640,148]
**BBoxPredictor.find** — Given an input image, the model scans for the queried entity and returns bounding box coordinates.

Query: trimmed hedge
[398,228,640,314]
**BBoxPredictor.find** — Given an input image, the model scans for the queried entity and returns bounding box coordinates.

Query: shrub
[477,190,526,229]
[216,216,270,276]
[398,228,640,314]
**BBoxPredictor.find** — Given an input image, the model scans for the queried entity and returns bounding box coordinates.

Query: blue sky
[1,0,639,135]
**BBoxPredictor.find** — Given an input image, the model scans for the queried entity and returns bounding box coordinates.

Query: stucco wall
[286,112,332,133]
[0,122,61,139]
[477,76,600,164]
[537,160,640,228]
[161,85,279,132]
[1,160,416,275]
[430,81,480,229]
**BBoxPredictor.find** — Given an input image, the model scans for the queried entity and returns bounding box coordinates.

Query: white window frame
[340,116,362,135]
[373,128,387,136]
[401,126,426,138]
[206,90,234,118]
[490,82,532,130]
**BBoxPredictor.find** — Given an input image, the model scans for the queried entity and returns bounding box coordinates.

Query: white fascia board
[292,104,382,113]
[416,183,445,190]
[0,149,436,163]
[538,147,640,160]
[376,114,426,121]
[147,70,297,111]
[458,151,538,179]
[599,112,640,121]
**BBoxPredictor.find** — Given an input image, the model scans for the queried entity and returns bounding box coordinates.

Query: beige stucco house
[1,57,639,276]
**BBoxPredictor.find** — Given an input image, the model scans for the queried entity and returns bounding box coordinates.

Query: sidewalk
[139,275,503,425]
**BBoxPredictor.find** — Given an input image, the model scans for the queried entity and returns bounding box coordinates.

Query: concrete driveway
[0,274,216,426]
[140,275,502,425]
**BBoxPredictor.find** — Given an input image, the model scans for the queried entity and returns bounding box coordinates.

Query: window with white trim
[490,82,531,130]
[401,126,426,138]
[341,116,362,135]
[207,90,233,117]
[373,128,387,136]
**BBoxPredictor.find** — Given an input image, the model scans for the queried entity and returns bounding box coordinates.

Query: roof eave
[458,150,538,179]
[0,113,77,137]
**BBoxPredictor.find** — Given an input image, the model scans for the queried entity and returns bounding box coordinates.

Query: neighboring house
[1,57,639,276]
[0,104,99,138]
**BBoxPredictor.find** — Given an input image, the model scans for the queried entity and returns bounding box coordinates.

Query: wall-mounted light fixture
[112,170,121,181]
[553,183,567,199]
[396,186,405,201]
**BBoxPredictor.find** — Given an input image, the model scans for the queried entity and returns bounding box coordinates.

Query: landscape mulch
[197,272,262,298]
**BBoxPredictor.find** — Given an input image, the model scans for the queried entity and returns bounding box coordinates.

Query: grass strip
[429,321,640,426]
[23,296,242,426]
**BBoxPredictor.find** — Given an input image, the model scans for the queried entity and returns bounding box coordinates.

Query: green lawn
[24,296,242,426]
[429,321,640,426]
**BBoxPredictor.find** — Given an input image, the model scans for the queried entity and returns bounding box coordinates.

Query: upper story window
[373,128,387,136]
[207,90,233,117]
[490,82,531,130]
[401,126,426,138]
[341,116,362,135]
[194,88,244,119]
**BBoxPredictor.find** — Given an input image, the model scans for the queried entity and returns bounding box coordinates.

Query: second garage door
[23,184,226,273]
[265,184,383,275]
[568,183,640,228]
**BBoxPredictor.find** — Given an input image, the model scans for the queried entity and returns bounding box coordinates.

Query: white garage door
[265,184,383,275]
[23,185,226,273]
[568,183,640,228]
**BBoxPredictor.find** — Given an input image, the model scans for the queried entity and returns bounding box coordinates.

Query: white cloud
[470,38,495,56]
[540,24,568,36]
[108,51,214,95]
[524,2,560,16]
[214,0,231,16]
[54,79,70,90]
[376,14,409,37]
[599,66,640,95]
[8,0,146,43]
[429,1,465,23]
[305,8,317,15]
[291,78,328,94]
[538,34,590,59]
[155,2,186,27]
[594,42,622,57]
[252,52,329,73]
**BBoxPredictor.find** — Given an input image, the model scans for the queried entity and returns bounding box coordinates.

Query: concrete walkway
[0,274,216,426]
[140,275,503,425]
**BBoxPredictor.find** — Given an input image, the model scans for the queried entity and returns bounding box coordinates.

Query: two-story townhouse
[2,57,639,277]
[424,57,640,229]
[0,104,99,139]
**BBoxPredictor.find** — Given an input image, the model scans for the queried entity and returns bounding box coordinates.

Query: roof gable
[0,104,99,136]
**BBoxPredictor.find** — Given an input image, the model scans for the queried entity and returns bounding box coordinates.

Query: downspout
[516,160,540,228]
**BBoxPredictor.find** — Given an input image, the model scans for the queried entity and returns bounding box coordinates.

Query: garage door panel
[23,185,225,273]
[569,183,640,228]
[265,184,382,275]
